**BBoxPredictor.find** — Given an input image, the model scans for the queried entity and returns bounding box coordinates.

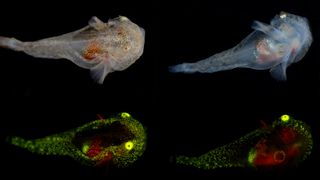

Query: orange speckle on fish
[83,42,103,60]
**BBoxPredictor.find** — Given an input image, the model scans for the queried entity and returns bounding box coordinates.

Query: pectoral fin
[88,16,107,31]
[90,60,113,84]
[251,21,285,41]
[269,62,287,81]
[252,21,272,32]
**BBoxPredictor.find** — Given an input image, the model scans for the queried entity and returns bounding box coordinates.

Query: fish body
[169,12,312,80]
[176,115,313,170]
[7,113,147,167]
[0,16,145,84]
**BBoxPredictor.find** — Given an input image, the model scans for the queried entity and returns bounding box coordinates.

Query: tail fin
[6,136,30,149]
[7,135,73,156]
[0,36,24,51]
[90,61,112,84]
[168,63,197,73]
[169,155,176,164]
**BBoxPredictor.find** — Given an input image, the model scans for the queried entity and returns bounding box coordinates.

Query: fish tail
[0,36,24,51]
[7,135,73,156]
[168,63,199,73]
[7,136,32,150]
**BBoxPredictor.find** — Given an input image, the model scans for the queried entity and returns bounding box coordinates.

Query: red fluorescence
[96,114,104,120]
[286,143,301,158]
[279,127,296,144]
[253,139,286,167]
[254,150,286,167]
[87,139,102,158]
[95,151,113,167]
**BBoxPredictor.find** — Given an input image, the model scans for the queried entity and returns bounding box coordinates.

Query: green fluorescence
[7,112,147,168]
[247,148,257,165]
[82,142,90,154]
[281,114,290,122]
[176,114,313,170]
[125,141,134,150]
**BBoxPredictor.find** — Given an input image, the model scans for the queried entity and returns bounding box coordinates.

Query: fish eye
[81,143,90,154]
[280,114,290,122]
[119,16,129,21]
[121,112,131,118]
[280,12,287,19]
[125,141,134,150]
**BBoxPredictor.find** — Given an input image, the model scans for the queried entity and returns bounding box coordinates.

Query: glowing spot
[247,148,257,165]
[280,12,287,19]
[121,112,131,118]
[125,141,134,150]
[82,144,90,154]
[281,114,290,122]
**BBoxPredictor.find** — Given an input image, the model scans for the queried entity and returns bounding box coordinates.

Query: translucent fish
[175,115,313,170]
[7,113,147,167]
[0,16,145,84]
[169,12,312,80]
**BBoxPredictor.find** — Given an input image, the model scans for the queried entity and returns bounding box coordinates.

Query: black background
[0,0,319,179]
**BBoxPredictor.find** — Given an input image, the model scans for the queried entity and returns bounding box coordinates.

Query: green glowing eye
[281,114,290,122]
[247,148,257,165]
[82,144,90,154]
[125,141,134,150]
[121,112,131,118]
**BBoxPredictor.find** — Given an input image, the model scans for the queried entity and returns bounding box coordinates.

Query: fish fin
[0,36,24,51]
[88,16,106,31]
[251,21,272,33]
[90,61,112,84]
[269,62,287,81]
[252,21,286,41]
[96,114,104,120]
[259,120,268,128]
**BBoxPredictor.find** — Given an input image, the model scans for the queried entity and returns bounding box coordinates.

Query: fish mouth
[72,121,135,155]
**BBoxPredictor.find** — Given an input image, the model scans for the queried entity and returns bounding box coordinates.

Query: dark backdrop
[0,0,319,179]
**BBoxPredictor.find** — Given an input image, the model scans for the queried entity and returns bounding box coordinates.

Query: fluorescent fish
[175,115,313,170]
[7,113,147,167]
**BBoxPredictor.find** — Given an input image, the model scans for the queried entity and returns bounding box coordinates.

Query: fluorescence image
[176,115,313,170]
[7,112,147,168]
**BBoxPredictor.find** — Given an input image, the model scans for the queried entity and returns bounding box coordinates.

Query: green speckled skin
[8,112,147,168]
[176,115,312,170]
